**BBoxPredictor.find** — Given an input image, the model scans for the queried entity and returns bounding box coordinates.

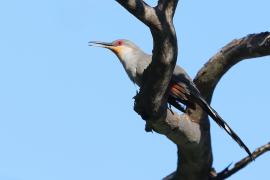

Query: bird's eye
[117,41,123,46]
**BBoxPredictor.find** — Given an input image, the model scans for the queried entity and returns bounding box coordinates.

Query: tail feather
[197,96,253,159]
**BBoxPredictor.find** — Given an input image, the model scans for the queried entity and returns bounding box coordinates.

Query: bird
[89,39,252,158]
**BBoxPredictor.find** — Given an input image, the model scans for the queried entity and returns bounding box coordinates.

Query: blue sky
[0,0,269,179]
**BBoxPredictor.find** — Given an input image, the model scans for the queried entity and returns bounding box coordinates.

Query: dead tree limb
[212,142,270,179]
[116,1,213,180]
[115,0,270,179]
[194,32,270,103]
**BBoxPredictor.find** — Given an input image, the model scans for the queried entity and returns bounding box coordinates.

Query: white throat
[117,47,139,84]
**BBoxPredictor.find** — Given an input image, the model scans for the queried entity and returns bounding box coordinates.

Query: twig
[213,142,270,179]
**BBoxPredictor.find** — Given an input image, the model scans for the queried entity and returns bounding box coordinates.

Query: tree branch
[212,141,270,179]
[117,1,213,179]
[157,0,178,20]
[194,32,270,103]
[164,32,270,179]
[115,0,159,28]
[115,1,270,180]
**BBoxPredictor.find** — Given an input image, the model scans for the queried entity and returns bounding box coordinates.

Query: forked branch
[194,32,270,103]
[115,0,158,28]
[115,0,270,179]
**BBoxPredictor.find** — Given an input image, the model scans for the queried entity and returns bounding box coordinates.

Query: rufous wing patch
[170,83,188,101]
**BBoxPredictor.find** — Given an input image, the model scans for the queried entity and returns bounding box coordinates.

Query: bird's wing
[169,66,200,108]
[169,81,190,101]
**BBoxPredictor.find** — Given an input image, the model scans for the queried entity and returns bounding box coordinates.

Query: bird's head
[89,39,140,61]
[89,39,150,85]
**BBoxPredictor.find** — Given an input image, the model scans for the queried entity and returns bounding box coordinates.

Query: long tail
[196,96,253,159]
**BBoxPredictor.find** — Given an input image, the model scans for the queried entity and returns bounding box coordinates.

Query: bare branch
[115,0,159,28]
[194,32,270,103]
[116,1,211,179]
[190,32,270,179]
[115,2,270,180]
[163,32,270,179]
[213,142,270,179]
[157,0,179,20]
[153,110,212,180]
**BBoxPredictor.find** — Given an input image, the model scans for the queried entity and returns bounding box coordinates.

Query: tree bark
[114,1,270,179]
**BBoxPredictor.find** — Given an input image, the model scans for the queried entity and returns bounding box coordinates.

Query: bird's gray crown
[112,39,140,49]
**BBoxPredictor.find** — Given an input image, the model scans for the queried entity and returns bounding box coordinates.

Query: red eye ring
[117,41,123,46]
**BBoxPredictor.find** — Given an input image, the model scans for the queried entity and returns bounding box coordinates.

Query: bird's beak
[89,41,122,55]
[88,41,114,49]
